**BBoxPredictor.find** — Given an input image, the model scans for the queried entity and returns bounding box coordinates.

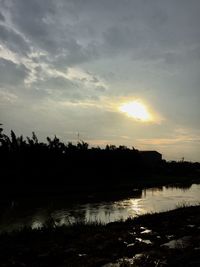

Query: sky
[0,0,200,161]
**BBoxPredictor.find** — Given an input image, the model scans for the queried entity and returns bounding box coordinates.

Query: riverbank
[1,174,200,203]
[1,125,200,201]
[0,205,200,266]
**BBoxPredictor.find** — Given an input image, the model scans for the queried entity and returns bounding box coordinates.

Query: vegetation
[1,125,200,266]
[0,124,200,197]
[0,205,200,266]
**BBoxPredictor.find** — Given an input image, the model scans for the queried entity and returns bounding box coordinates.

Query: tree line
[0,124,199,195]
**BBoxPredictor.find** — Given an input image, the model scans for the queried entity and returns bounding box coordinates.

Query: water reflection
[0,184,199,232]
[128,199,146,215]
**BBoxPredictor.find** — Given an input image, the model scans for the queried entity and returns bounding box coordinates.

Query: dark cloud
[32,76,76,99]
[1,0,199,65]
[0,58,29,86]
[0,11,5,21]
[0,24,30,55]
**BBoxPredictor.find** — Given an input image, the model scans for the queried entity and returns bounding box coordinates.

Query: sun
[119,101,152,122]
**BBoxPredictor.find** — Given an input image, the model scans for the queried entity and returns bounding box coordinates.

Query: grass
[0,205,200,266]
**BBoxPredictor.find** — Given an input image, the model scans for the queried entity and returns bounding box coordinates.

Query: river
[0,183,199,232]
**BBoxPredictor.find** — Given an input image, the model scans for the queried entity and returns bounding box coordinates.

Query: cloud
[0,11,5,21]
[0,0,200,161]
[2,0,97,66]
[15,68,107,103]
[1,0,199,76]
[0,58,29,86]
[0,24,30,56]
[0,90,18,104]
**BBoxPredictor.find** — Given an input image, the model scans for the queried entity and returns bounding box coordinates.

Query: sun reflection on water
[128,198,146,216]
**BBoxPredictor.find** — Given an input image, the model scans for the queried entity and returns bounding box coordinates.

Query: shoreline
[0,205,200,266]
[1,174,200,203]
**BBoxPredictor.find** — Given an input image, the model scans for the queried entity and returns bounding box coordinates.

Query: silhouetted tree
[0,124,199,195]
[77,141,89,150]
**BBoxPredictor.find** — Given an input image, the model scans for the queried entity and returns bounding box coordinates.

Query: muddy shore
[0,205,200,266]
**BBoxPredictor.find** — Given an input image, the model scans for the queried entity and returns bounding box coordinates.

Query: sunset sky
[0,0,200,161]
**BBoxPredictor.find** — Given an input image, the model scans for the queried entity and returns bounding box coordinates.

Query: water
[0,184,199,232]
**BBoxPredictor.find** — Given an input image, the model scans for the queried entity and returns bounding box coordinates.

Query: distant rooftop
[139,150,162,155]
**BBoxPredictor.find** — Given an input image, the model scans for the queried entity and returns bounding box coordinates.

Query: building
[139,151,162,166]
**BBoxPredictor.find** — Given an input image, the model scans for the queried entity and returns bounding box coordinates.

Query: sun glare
[119,101,152,122]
